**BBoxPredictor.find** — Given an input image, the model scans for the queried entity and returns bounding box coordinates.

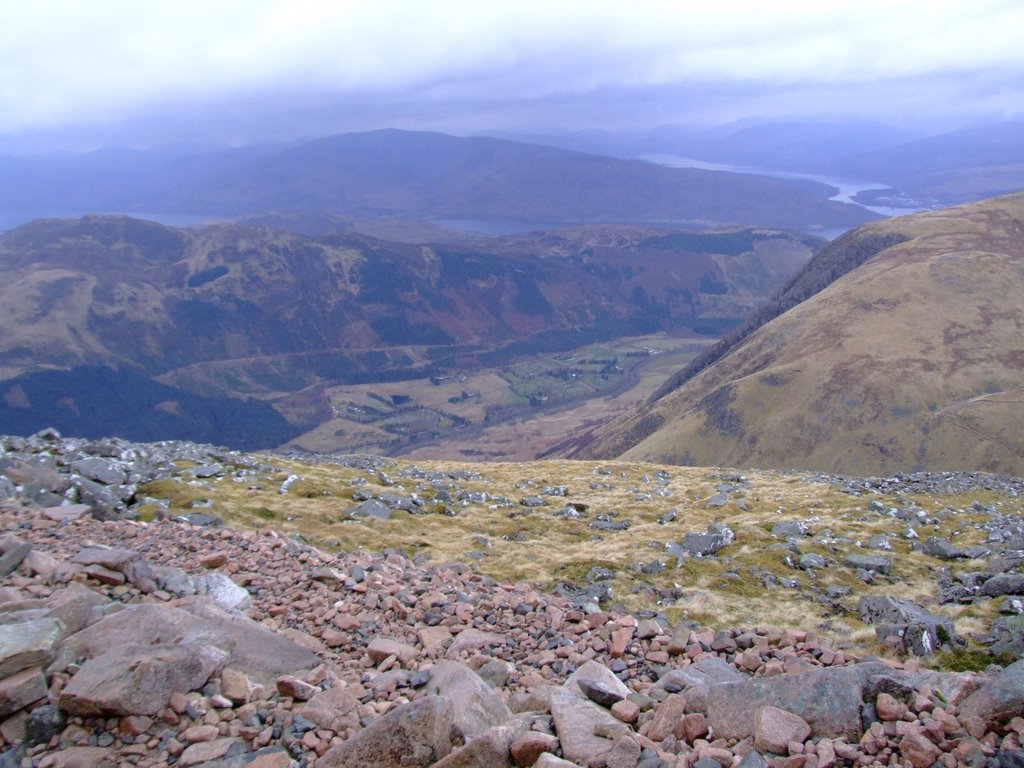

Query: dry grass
[593,194,1024,477]
[138,453,1023,655]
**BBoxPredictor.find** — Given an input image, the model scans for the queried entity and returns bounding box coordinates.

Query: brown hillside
[0,216,819,447]
[571,193,1024,475]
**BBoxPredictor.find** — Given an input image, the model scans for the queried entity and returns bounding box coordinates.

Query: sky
[2,0,1023,150]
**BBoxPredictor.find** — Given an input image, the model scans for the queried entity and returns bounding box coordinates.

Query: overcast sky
[2,0,1022,149]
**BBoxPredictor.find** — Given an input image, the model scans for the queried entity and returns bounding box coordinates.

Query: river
[641,154,929,218]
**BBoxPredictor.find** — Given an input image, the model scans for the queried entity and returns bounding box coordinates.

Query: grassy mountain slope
[569,193,1024,475]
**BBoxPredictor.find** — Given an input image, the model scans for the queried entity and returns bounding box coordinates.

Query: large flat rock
[63,599,320,685]
[694,662,893,741]
[59,642,228,716]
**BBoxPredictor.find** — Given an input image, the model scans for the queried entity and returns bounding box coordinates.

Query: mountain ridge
[0,129,878,234]
[568,192,1024,475]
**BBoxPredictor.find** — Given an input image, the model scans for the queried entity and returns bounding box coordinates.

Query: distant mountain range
[0,215,820,447]
[0,129,875,234]
[4,121,1020,236]
[568,192,1024,475]
[491,120,1024,207]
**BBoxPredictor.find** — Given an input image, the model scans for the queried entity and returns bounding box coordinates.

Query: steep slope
[571,193,1024,475]
[0,215,820,445]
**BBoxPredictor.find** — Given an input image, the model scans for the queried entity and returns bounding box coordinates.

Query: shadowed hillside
[138,130,877,233]
[0,215,820,446]
[569,193,1024,475]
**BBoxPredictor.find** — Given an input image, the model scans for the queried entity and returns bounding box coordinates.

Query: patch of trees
[0,366,304,450]
[187,265,229,288]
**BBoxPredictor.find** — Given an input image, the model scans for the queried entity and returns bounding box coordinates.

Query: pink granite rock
[753,706,812,755]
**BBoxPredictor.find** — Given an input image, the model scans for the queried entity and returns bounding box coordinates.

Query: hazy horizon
[2,0,1022,153]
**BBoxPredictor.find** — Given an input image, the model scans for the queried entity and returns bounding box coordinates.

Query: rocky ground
[0,430,1022,768]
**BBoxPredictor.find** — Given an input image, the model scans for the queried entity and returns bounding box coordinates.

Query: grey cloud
[1,0,1022,144]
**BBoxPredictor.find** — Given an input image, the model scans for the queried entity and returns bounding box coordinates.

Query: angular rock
[693,662,893,741]
[432,721,528,768]
[550,688,619,764]
[800,553,826,571]
[317,695,453,768]
[738,752,770,768]
[858,596,933,625]
[603,732,641,768]
[772,521,810,539]
[636,618,661,640]
[191,572,252,612]
[32,746,110,767]
[843,554,892,575]
[0,618,62,678]
[177,737,244,767]
[62,600,320,686]
[423,661,513,739]
[898,725,941,768]
[875,621,956,656]
[534,755,578,768]
[20,549,63,580]
[905,669,982,706]
[220,668,253,705]
[300,685,360,729]
[858,595,956,656]
[70,457,127,486]
[418,625,453,651]
[174,512,222,527]
[24,704,65,746]
[309,566,346,586]
[681,712,709,742]
[643,693,687,742]
[69,545,155,592]
[611,699,639,724]
[199,550,228,568]
[564,660,630,706]
[667,624,691,655]
[59,642,228,715]
[0,541,31,578]
[477,658,514,688]
[447,628,505,658]
[368,637,419,666]
[988,616,1024,658]
[511,731,560,768]
[958,659,1024,728]
[578,678,626,708]
[679,524,735,558]
[651,656,743,698]
[753,706,811,754]
[867,535,893,551]
[983,573,1024,597]
[276,675,318,701]
[43,582,108,637]
[347,499,392,520]
[0,666,47,717]
[922,537,964,560]
[178,741,245,768]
